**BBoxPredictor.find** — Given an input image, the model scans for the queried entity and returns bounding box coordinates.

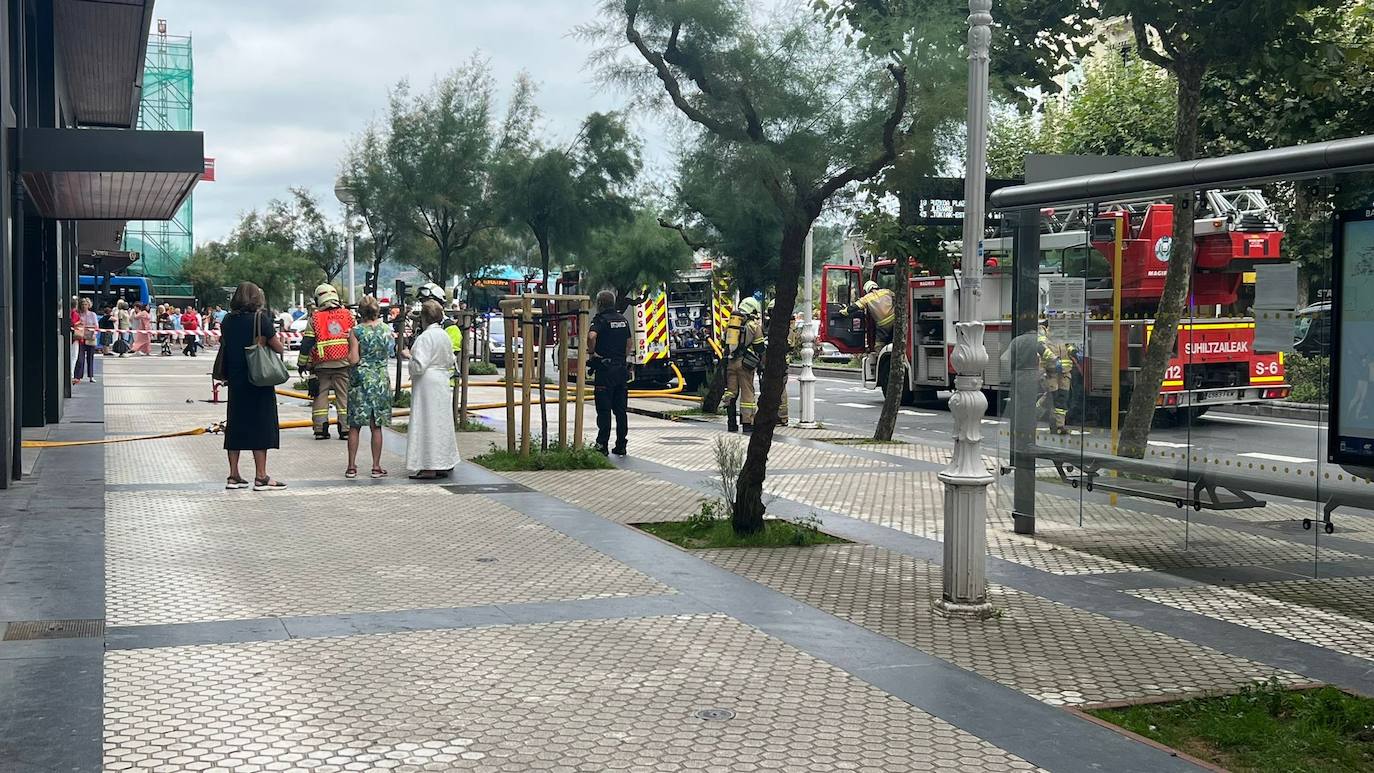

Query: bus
[78,276,153,307]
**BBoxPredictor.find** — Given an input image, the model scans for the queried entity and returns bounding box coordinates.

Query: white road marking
[981,419,1000,425]
[1239,452,1317,464]
[899,409,936,416]
[1204,414,1321,430]
[837,402,875,409]
[1148,440,1191,448]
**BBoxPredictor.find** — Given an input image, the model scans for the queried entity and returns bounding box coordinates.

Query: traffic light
[364,270,377,297]
[394,278,408,304]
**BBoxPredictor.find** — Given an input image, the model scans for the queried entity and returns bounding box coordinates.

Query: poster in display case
[1329,204,1374,466]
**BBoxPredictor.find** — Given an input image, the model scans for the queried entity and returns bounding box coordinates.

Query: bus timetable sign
[1329,205,1374,466]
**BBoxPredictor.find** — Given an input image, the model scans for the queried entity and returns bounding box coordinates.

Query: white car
[287,316,308,350]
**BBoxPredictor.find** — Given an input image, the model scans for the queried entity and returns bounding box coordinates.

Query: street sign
[1328,205,1374,466]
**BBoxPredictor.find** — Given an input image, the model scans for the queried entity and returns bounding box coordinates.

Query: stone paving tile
[627,427,898,473]
[104,614,1042,772]
[105,487,672,626]
[702,545,1303,706]
[104,430,406,485]
[504,470,707,524]
[1128,577,1374,664]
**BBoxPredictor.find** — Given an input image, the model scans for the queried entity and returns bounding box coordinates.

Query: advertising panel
[1329,205,1374,465]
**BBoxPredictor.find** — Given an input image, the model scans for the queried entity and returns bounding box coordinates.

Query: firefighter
[297,284,356,440]
[838,280,895,348]
[723,296,764,434]
[760,301,801,426]
[444,299,465,388]
[1036,321,1076,435]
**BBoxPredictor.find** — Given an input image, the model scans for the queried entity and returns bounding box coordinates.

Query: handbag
[245,309,290,387]
[113,337,130,355]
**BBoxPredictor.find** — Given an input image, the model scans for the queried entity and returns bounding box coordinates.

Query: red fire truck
[820,189,1293,423]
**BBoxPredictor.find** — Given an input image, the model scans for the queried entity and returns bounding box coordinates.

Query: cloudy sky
[155,0,671,245]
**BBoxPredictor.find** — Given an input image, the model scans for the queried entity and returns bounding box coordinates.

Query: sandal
[345,466,358,479]
[371,467,388,479]
[253,477,287,491]
[225,476,249,490]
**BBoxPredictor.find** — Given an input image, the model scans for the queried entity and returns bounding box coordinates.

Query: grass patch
[456,418,492,432]
[667,406,716,417]
[392,389,412,408]
[291,379,309,391]
[1088,682,1374,772]
[470,445,612,472]
[832,437,908,445]
[390,422,407,434]
[637,512,848,550]
[467,360,498,376]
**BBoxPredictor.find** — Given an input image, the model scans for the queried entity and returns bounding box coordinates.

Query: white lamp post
[935,0,995,619]
[334,182,357,304]
[797,226,819,429]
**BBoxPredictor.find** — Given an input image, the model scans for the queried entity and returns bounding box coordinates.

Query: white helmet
[863,280,879,293]
[314,283,340,307]
[416,282,446,304]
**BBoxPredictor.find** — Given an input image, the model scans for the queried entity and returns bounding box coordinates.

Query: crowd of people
[69,298,235,383]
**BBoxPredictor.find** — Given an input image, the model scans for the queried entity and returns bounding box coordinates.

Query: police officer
[839,280,896,348]
[297,284,355,440]
[588,289,633,456]
[723,296,764,434]
[1036,321,1077,435]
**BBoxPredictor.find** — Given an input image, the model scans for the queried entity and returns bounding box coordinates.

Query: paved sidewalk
[3,354,1371,771]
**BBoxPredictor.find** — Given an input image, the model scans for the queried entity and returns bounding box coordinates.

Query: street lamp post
[334,182,357,304]
[935,0,995,619]
[797,226,819,429]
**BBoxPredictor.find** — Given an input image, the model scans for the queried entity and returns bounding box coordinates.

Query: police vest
[312,307,354,364]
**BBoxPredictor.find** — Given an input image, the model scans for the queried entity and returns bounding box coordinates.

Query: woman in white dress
[406,300,461,479]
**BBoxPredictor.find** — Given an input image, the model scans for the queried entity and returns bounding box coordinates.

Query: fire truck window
[825,274,854,306]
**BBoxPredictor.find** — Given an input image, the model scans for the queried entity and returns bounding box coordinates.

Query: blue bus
[78,276,153,307]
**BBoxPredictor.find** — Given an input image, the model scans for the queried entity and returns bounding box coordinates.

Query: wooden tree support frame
[498,294,591,456]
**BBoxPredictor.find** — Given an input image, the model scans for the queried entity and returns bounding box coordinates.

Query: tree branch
[657,217,715,251]
[809,62,908,210]
[1131,17,1173,70]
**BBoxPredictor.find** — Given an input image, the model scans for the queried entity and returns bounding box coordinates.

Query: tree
[1102,0,1334,458]
[386,60,537,286]
[342,123,415,297]
[266,188,347,284]
[498,111,640,285]
[580,206,695,293]
[592,0,927,533]
[221,210,321,309]
[179,242,230,308]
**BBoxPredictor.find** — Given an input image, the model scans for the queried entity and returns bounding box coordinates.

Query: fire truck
[820,189,1293,423]
[561,260,733,391]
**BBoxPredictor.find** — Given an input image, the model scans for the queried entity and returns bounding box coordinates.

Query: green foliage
[498,111,641,282]
[178,242,230,308]
[467,360,498,376]
[580,207,695,294]
[195,208,322,310]
[1090,682,1374,773]
[341,122,420,289]
[470,444,614,471]
[386,59,538,283]
[856,208,951,277]
[455,417,492,432]
[637,516,847,549]
[1285,352,1328,404]
[268,188,348,283]
[392,389,412,408]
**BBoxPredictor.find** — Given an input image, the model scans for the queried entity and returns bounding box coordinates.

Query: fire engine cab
[820,189,1293,422]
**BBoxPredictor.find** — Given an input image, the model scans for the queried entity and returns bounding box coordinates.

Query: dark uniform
[590,307,632,454]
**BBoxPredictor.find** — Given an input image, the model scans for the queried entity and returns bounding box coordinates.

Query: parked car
[1294,302,1330,357]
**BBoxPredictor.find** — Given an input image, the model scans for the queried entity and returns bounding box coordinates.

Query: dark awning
[55,0,155,128]
[20,128,204,220]
[76,220,126,253]
[79,250,139,276]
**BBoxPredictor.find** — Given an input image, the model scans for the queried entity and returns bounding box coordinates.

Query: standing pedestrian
[217,282,286,491]
[722,297,764,434]
[344,296,393,479]
[588,290,633,456]
[69,297,82,374]
[98,306,116,355]
[131,303,152,355]
[72,298,98,384]
[115,300,132,355]
[405,300,460,479]
[181,304,201,356]
[298,284,354,440]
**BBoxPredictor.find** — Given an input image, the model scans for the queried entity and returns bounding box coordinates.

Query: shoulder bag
[246,309,290,387]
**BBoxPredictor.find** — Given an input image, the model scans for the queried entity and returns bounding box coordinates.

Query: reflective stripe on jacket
[311,307,354,365]
[856,289,895,329]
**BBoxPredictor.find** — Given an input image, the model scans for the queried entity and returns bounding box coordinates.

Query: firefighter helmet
[863,280,879,293]
[737,297,762,317]
[314,283,340,307]
[416,282,446,304]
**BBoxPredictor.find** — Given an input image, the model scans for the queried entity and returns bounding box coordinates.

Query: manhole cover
[695,708,735,721]
[3,619,104,641]
[659,436,706,446]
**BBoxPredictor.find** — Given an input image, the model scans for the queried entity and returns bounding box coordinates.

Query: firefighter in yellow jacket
[298,284,356,440]
[1037,321,1077,435]
[840,280,896,348]
[722,297,764,434]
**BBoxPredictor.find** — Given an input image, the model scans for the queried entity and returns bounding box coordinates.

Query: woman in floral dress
[345,295,394,479]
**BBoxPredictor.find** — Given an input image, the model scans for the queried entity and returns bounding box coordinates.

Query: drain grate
[441,483,533,494]
[3,619,105,641]
[695,708,736,721]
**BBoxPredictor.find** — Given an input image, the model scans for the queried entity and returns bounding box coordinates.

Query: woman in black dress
[219,282,287,491]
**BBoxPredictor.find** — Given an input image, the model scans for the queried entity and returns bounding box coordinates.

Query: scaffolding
[123,27,194,296]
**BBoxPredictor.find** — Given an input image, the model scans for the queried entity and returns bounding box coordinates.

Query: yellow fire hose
[22,425,214,448]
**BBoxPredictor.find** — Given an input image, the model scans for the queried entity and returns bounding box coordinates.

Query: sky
[155,0,671,245]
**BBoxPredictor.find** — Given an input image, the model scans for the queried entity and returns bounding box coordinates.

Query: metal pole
[797,227,819,429]
[346,210,356,305]
[936,0,995,619]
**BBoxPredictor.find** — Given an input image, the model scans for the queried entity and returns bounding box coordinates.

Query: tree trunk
[733,219,809,534]
[875,209,912,441]
[701,357,728,413]
[1118,62,1203,459]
